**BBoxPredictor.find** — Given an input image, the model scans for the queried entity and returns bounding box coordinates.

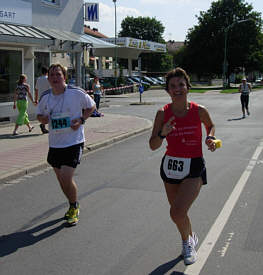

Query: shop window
[0,49,22,103]
[41,0,61,8]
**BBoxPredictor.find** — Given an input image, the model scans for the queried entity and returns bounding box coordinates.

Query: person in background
[92,76,103,110]
[37,64,96,226]
[35,66,51,133]
[149,67,217,266]
[13,74,35,135]
[239,77,252,118]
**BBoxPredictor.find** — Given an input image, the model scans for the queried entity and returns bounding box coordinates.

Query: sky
[84,0,263,41]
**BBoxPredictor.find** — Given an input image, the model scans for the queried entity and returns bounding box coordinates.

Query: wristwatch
[80,116,86,124]
[206,135,216,141]
[158,130,166,139]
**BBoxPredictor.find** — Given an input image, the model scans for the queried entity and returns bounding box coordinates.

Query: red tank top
[163,101,203,158]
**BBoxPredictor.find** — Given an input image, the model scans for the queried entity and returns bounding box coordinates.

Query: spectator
[92,76,103,110]
[35,66,51,133]
[13,74,35,135]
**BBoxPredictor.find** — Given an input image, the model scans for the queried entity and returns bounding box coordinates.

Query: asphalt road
[1,89,263,275]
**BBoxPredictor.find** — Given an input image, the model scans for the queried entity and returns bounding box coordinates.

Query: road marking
[217,232,234,257]
[185,139,263,274]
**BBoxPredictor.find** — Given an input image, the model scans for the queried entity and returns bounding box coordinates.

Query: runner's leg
[164,177,202,241]
[53,166,77,203]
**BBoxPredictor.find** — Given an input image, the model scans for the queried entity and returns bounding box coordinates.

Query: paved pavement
[0,113,152,183]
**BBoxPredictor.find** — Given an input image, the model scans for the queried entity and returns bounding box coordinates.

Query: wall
[31,0,84,33]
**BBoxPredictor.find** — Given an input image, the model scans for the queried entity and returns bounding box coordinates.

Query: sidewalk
[0,113,152,183]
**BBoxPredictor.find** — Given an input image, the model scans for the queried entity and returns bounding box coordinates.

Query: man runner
[37,64,96,226]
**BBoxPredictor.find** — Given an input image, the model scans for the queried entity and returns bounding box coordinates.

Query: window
[0,49,22,103]
[41,0,61,8]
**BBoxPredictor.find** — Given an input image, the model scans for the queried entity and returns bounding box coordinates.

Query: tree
[118,16,173,73]
[174,0,263,83]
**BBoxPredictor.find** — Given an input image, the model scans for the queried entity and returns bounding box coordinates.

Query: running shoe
[182,237,197,265]
[64,205,80,226]
[40,124,49,134]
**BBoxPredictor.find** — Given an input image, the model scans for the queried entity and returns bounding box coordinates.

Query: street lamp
[113,0,117,87]
[223,19,252,88]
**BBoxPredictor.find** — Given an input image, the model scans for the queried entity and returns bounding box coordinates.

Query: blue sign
[85,3,99,22]
[139,84,144,94]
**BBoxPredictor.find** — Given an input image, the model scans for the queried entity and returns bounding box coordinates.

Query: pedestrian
[239,77,252,118]
[12,74,35,135]
[149,67,217,265]
[35,66,51,133]
[92,76,103,110]
[36,64,96,226]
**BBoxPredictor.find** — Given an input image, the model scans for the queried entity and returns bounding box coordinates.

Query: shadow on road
[0,133,41,139]
[227,116,245,121]
[149,255,185,275]
[0,217,65,257]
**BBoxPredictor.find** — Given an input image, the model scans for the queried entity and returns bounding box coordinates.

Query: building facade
[0,0,84,122]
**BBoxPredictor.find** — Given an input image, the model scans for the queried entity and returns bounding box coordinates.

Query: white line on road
[185,139,263,275]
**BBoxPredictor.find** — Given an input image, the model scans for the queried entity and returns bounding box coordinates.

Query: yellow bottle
[214,139,222,148]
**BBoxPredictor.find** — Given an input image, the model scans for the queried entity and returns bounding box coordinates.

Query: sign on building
[84,3,99,22]
[1,0,32,25]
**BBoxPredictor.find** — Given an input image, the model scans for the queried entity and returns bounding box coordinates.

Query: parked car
[157,76,165,84]
[149,76,164,85]
[131,76,151,86]
[255,77,263,84]
[129,76,150,90]
[142,76,157,85]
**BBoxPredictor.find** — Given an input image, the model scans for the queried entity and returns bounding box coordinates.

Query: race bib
[163,155,191,179]
[51,112,71,134]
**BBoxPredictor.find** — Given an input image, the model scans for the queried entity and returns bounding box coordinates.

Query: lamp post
[223,19,252,89]
[113,0,117,87]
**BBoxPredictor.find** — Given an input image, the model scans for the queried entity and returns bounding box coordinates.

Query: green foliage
[119,16,165,42]
[174,0,263,78]
[119,16,172,72]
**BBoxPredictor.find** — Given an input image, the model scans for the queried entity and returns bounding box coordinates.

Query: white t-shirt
[37,86,95,148]
[35,75,51,95]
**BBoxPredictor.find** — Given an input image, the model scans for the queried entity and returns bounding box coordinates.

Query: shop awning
[0,22,53,45]
[36,27,118,49]
[0,23,117,50]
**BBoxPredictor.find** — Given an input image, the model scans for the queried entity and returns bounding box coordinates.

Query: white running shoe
[182,237,197,265]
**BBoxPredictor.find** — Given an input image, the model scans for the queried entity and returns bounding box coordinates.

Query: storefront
[0,0,116,122]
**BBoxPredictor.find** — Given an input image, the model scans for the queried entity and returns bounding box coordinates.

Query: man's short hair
[48,63,67,78]
[41,66,48,75]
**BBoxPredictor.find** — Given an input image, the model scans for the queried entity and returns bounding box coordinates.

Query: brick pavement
[0,113,152,182]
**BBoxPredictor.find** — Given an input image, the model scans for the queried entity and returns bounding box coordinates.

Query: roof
[84,26,108,39]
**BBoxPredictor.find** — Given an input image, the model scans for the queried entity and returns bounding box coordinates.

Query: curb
[0,121,152,183]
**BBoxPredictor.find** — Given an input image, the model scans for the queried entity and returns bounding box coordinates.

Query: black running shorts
[47,143,84,169]
[160,155,207,184]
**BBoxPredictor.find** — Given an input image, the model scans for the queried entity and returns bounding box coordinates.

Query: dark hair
[41,66,48,75]
[17,74,27,85]
[165,67,191,91]
[48,63,67,78]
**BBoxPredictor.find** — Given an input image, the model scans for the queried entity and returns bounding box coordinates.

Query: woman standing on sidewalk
[12,74,35,135]
[149,67,217,266]
[92,76,103,110]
